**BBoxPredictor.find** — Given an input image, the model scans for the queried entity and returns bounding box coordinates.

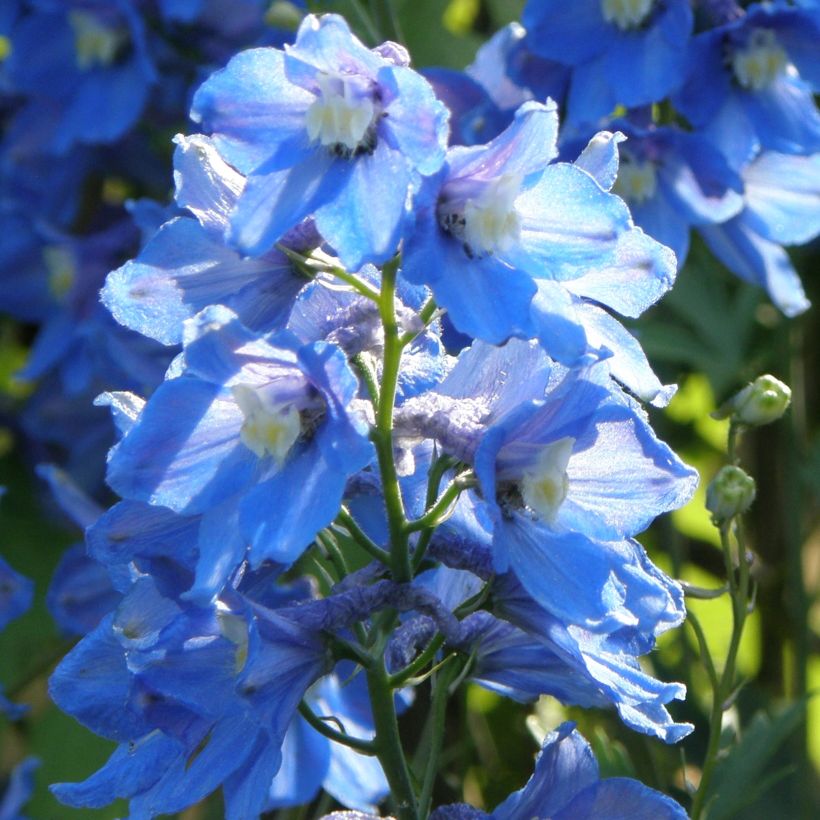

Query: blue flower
[105,305,373,569]
[601,121,744,265]
[49,565,333,819]
[4,0,156,155]
[396,340,696,628]
[673,2,820,168]
[191,13,449,268]
[521,0,693,126]
[401,102,677,387]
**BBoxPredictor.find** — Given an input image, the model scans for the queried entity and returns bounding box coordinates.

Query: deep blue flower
[521,0,693,126]
[396,340,696,628]
[598,120,744,265]
[4,0,157,155]
[191,13,449,268]
[674,2,820,168]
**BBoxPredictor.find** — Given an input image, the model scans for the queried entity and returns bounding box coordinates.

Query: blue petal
[498,520,631,630]
[379,64,449,174]
[742,152,820,245]
[285,14,384,86]
[315,138,414,269]
[493,722,597,819]
[558,402,698,539]
[49,613,151,742]
[172,134,244,235]
[574,131,625,191]
[699,217,811,317]
[52,732,183,809]
[191,47,313,174]
[448,100,559,182]
[229,149,344,256]
[105,377,256,515]
[185,503,247,604]
[267,717,330,808]
[575,303,676,407]
[242,445,347,566]
[521,0,610,65]
[554,778,687,819]
[741,74,820,155]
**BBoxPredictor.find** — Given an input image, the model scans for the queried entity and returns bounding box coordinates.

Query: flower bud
[706,465,756,523]
[714,375,791,426]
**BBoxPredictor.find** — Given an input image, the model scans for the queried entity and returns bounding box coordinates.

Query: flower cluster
[33,12,700,818]
[427,0,820,317]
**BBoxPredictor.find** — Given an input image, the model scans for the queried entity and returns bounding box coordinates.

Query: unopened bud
[706,465,756,523]
[713,374,791,426]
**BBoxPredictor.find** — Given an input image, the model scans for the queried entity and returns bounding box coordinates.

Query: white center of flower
[732,29,788,91]
[520,437,575,524]
[613,159,657,204]
[305,73,376,153]
[69,11,126,70]
[461,173,524,256]
[601,0,654,30]
[232,383,301,464]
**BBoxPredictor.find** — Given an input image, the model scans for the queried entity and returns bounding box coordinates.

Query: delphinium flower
[395,339,696,627]
[674,0,820,168]
[190,12,450,268]
[102,134,316,346]
[3,0,157,156]
[49,565,332,817]
[401,101,677,405]
[521,0,693,126]
[601,119,745,265]
[33,8,707,818]
[104,305,373,577]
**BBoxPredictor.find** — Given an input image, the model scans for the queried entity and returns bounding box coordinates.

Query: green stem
[353,352,381,406]
[367,663,419,820]
[388,634,446,689]
[335,507,391,565]
[404,476,467,534]
[411,454,459,571]
[690,521,751,820]
[418,658,460,817]
[399,296,440,347]
[373,256,412,582]
[298,701,377,756]
[686,610,719,693]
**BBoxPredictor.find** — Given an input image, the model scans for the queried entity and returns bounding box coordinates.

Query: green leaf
[705,700,808,820]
